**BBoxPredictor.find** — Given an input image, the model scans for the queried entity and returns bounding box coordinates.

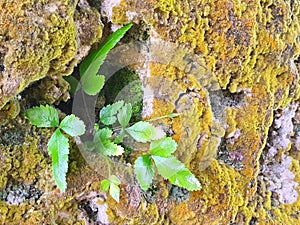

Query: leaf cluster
[25,23,202,201]
[101,175,121,202]
[134,138,201,191]
[25,105,85,192]
[87,101,201,199]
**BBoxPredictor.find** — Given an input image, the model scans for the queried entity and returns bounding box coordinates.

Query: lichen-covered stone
[0,0,103,110]
[0,116,105,224]
[101,0,300,224]
[1,0,300,224]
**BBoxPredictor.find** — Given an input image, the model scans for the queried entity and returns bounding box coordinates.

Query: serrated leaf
[150,126,166,140]
[109,175,121,185]
[25,105,59,128]
[126,121,166,143]
[100,101,124,125]
[150,137,178,157]
[94,128,124,156]
[94,127,113,142]
[152,156,185,179]
[102,143,124,156]
[48,129,69,192]
[134,155,155,191]
[109,183,120,202]
[101,179,110,192]
[60,114,86,137]
[81,74,105,96]
[117,103,132,127]
[168,168,201,191]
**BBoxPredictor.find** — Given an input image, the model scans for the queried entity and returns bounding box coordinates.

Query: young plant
[25,105,85,192]
[101,175,121,202]
[86,101,201,201]
[65,23,133,95]
[134,137,201,191]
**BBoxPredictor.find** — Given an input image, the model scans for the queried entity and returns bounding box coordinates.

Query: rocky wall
[1,0,300,224]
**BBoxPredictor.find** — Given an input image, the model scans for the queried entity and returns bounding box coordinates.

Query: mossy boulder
[0,0,103,110]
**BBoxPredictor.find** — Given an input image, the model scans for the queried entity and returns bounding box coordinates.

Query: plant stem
[105,156,111,177]
[112,113,180,132]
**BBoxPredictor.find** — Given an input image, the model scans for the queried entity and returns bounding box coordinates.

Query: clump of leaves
[25,105,85,191]
[26,23,202,200]
[133,135,201,192]
[66,23,133,95]
[86,101,201,201]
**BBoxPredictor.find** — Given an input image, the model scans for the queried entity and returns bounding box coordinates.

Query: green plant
[86,101,201,201]
[25,105,85,191]
[101,175,121,202]
[65,23,133,95]
[25,23,202,201]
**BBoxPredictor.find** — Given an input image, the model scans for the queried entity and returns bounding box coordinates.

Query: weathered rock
[103,0,300,224]
[0,0,103,110]
[1,0,300,224]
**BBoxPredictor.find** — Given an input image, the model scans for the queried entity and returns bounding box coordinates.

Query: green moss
[0,97,20,126]
[101,67,143,122]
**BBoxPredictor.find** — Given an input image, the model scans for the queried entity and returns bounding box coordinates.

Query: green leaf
[81,74,105,96]
[100,101,124,125]
[48,129,69,192]
[134,155,155,190]
[101,179,110,192]
[79,23,133,95]
[80,24,133,79]
[168,168,201,191]
[60,114,86,137]
[25,105,59,128]
[102,142,124,156]
[94,128,124,156]
[94,127,113,142]
[109,175,121,185]
[152,156,185,179]
[64,76,79,95]
[109,183,120,202]
[151,126,167,140]
[126,121,166,143]
[117,103,132,127]
[150,137,178,158]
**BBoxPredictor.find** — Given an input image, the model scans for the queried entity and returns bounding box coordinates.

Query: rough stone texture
[1,0,300,224]
[0,0,103,110]
[105,0,300,224]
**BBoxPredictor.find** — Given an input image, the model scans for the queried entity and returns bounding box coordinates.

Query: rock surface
[1,0,300,224]
[0,0,103,110]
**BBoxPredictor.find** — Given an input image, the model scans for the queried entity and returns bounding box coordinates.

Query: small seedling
[101,175,121,202]
[86,101,201,201]
[25,105,85,192]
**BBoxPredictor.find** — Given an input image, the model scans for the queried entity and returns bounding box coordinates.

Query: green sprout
[86,101,201,201]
